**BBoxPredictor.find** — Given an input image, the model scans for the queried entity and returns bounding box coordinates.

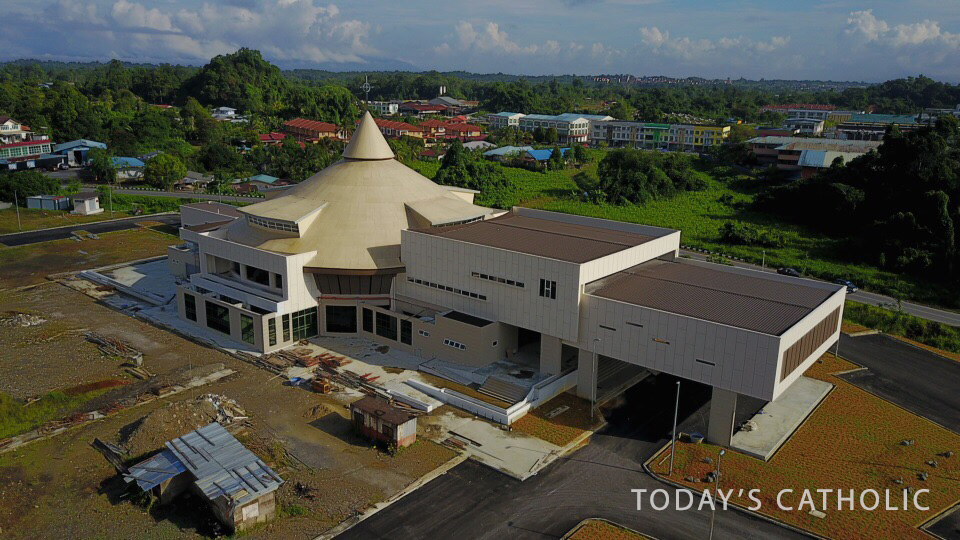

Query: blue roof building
[53,139,107,153]
[112,157,145,168]
[526,148,570,161]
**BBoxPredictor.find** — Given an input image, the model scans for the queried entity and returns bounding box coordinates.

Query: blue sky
[2,0,959,81]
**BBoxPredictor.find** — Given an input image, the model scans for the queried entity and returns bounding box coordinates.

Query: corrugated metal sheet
[417,213,655,263]
[587,260,837,335]
[166,423,283,506]
[124,449,187,492]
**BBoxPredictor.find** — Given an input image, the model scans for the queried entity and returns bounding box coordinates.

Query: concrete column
[539,334,563,375]
[707,387,738,447]
[576,348,597,399]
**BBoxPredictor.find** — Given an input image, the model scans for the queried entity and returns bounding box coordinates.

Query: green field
[413,153,953,306]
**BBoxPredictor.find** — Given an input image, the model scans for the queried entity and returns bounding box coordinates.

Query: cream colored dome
[226,112,496,272]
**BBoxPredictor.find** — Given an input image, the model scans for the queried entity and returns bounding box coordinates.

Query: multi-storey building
[590,121,671,149]
[282,118,345,142]
[487,112,525,130]
[515,113,613,144]
[665,124,731,152]
[170,113,845,447]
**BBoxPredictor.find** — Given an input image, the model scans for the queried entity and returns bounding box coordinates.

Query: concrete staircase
[477,376,529,404]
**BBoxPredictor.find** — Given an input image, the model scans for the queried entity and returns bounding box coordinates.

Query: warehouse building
[171,112,845,446]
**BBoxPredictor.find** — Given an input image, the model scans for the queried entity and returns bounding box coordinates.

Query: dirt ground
[0,282,458,539]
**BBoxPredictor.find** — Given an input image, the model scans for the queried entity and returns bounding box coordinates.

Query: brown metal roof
[587,259,837,335]
[350,396,415,426]
[414,213,657,263]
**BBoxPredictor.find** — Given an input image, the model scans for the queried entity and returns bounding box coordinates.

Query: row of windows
[365,308,413,345]
[246,215,298,233]
[443,339,466,350]
[471,271,524,288]
[408,277,487,301]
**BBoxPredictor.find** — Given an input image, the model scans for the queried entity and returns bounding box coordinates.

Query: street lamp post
[14,189,21,231]
[669,380,681,475]
[762,249,766,269]
[708,448,726,540]
[591,337,601,420]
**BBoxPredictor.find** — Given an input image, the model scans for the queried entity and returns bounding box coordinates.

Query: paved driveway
[338,375,807,539]
[0,214,180,247]
[838,334,960,433]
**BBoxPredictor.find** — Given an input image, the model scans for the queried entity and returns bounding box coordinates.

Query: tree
[0,170,61,204]
[88,147,117,184]
[196,141,242,173]
[545,127,559,144]
[570,144,588,165]
[144,154,187,190]
[605,101,636,121]
[434,139,517,208]
[548,145,565,171]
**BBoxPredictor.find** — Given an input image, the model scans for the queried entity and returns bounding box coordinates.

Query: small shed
[26,194,70,211]
[71,194,103,215]
[124,422,283,532]
[350,396,417,448]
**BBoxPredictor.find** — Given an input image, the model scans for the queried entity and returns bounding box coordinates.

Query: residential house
[463,140,496,151]
[399,103,449,118]
[53,139,107,166]
[124,422,283,532]
[444,123,483,141]
[178,171,215,191]
[282,118,344,142]
[362,118,425,139]
[231,173,283,192]
[418,118,447,139]
[112,157,146,180]
[258,133,287,146]
[420,148,445,161]
[482,145,534,162]
[0,116,31,144]
[367,101,400,116]
[524,148,569,167]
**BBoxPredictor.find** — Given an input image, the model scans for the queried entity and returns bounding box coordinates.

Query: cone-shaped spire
[342,111,395,160]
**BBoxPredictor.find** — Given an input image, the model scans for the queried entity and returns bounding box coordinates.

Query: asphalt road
[680,249,960,327]
[837,333,960,433]
[339,375,808,540]
[0,213,181,247]
[926,504,960,539]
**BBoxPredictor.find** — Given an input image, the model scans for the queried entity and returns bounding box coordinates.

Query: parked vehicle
[834,279,859,293]
[777,267,801,277]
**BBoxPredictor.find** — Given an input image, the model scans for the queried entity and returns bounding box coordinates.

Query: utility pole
[14,189,21,231]
[708,449,726,540]
[591,337,601,420]
[109,186,113,216]
[669,380,681,475]
[761,249,766,269]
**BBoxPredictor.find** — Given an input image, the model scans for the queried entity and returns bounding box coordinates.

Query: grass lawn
[649,353,960,539]
[566,519,650,540]
[0,380,126,439]
[0,208,133,235]
[513,392,603,447]
[0,227,178,288]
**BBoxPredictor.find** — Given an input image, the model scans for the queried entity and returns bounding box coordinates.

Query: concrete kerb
[641,446,822,539]
[313,452,469,540]
[561,517,658,540]
[920,501,960,540]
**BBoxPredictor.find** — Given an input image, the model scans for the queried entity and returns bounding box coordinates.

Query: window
[539,279,557,299]
[326,305,357,333]
[443,338,466,350]
[274,273,283,289]
[282,314,291,342]
[268,318,277,346]
[362,308,373,333]
[491,340,498,347]
[400,320,412,345]
[291,307,318,340]
[471,271,524,288]
[240,314,255,344]
[375,312,398,341]
[205,301,231,334]
[407,276,486,300]
[245,265,270,286]
[184,293,197,321]
[246,215,298,232]
[418,329,430,337]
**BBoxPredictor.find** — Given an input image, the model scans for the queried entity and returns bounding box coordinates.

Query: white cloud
[436,20,582,57]
[845,10,959,49]
[846,10,889,41]
[638,26,789,60]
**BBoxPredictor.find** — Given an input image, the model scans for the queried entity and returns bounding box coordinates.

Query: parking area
[838,333,960,432]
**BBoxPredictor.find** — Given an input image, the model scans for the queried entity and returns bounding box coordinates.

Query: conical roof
[224,114,497,272]
[342,112,394,160]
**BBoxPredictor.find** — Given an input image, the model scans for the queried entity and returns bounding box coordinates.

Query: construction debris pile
[0,311,46,328]
[121,394,248,456]
[85,332,143,366]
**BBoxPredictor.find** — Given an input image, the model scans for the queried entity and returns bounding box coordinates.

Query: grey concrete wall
[707,387,738,446]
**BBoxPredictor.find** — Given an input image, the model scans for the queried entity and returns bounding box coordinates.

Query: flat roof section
[415,213,657,263]
[443,310,493,327]
[181,201,244,218]
[586,259,838,335]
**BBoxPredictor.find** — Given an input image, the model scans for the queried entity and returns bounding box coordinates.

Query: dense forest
[756,116,960,283]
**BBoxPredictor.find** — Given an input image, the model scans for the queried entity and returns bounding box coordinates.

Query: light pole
[669,380,681,475]
[591,337,601,420]
[14,189,21,231]
[761,249,766,269]
[708,448,726,540]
